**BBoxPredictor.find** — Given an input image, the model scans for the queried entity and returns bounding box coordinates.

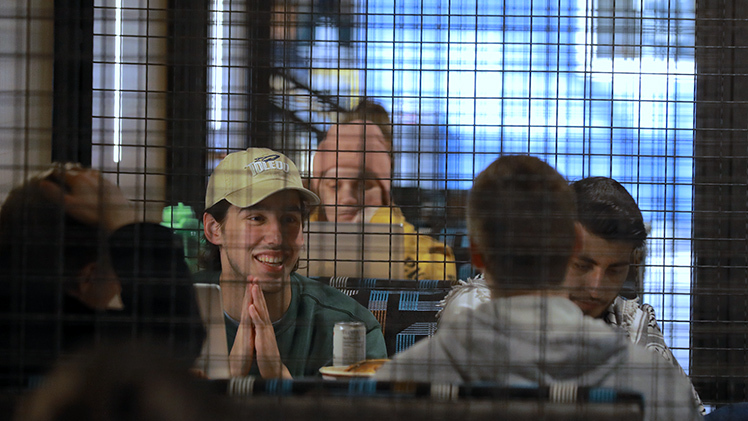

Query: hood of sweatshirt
[432,295,632,385]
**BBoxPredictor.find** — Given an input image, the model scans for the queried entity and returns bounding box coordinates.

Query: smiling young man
[198,148,387,379]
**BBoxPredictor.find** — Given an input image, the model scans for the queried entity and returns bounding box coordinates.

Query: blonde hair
[342,99,393,154]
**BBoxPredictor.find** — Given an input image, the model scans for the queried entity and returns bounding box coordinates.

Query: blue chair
[312,276,452,357]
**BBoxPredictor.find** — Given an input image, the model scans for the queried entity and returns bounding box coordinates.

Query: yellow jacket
[311,206,457,282]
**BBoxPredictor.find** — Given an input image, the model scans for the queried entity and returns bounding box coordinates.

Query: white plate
[319,365,374,380]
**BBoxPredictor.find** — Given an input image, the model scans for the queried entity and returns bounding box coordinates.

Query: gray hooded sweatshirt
[375,295,702,421]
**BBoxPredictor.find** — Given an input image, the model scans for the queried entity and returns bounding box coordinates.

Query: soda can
[333,321,366,366]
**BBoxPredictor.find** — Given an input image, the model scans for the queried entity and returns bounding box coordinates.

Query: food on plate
[343,359,389,374]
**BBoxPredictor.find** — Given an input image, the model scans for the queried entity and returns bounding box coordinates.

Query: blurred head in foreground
[0,163,124,311]
[14,342,235,421]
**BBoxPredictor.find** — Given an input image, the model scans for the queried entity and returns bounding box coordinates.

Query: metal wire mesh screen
[245,0,700,400]
[3,0,748,412]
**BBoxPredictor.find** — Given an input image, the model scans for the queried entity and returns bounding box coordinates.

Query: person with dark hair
[375,156,702,421]
[442,176,653,334]
[565,176,647,317]
[440,176,648,321]
[310,102,456,282]
[0,163,205,391]
[13,342,238,421]
[197,147,386,379]
[566,176,704,413]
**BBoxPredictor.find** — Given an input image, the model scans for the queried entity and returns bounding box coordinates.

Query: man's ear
[203,212,223,246]
[72,262,122,310]
[68,261,98,300]
[469,239,486,271]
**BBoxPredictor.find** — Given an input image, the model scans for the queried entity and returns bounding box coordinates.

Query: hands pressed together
[230,278,292,379]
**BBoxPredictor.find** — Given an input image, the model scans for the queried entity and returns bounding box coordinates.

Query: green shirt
[194,271,387,378]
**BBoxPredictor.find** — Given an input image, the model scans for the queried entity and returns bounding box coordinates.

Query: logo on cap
[244,154,290,176]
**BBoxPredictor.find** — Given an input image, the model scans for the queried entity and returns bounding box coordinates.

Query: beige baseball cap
[205,147,320,210]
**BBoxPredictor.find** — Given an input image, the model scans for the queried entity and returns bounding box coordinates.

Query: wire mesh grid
[1,0,747,416]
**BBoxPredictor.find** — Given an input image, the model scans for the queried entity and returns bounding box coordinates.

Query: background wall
[0,0,54,203]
